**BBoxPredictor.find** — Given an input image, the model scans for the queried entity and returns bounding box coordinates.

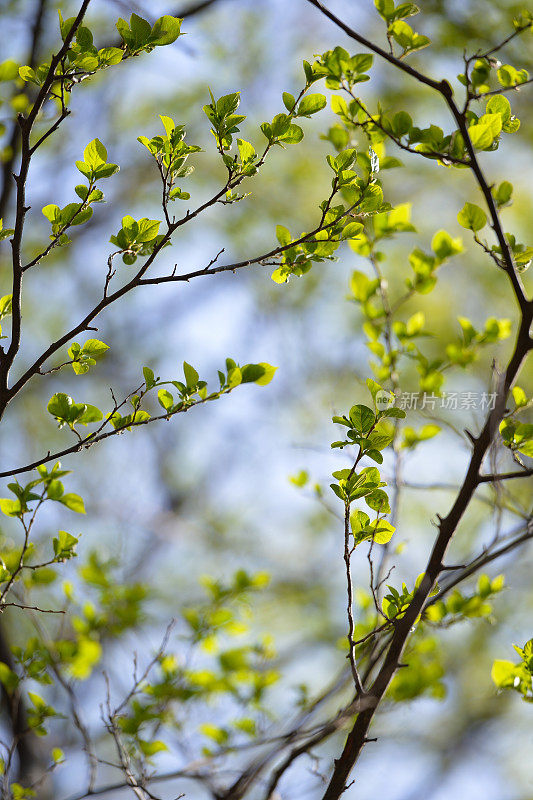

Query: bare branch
[0,0,48,221]
[478,467,533,483]
[427,519,533,607]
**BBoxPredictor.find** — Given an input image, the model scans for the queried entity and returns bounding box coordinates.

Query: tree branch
[478,467,533,483]
[0,391,218,479]
[305,0,530,314]
[2,168,366,423]
[0,0,93,407]
[301,4,533,797]
[320,290,532,800]
[427,519,533,607]
[0,0,48,222]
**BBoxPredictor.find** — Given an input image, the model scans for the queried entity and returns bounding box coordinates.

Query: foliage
[0,2,531,799]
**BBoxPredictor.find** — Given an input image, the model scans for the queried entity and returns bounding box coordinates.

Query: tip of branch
[464,428,476,445]
[439,79,454,98]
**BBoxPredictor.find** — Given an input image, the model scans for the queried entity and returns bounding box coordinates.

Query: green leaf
[143,366,156,389]
[83,139,107,169]
[393,3,420,21]
[78,405,103,425]
[282,92,295,111]
[515,423,533,445]
[512,386,527,408]
[431,230,463,259]
[457,202,486,231]
[0,498,22,517]
[349,405,376,434]
[130,12,151,43]
[18,65,36,83]
[149,15,182,46]
[372,519,395,544]
[94,163,119,179]
[199,724,228,744]
[350,510,372,543]
[75,161,92,180]
[271,113,291,138]
[0,662,20,693]
[242,362,277,386]
[342,221,364,239]
[392,110,412,137]
[402,424,440,448]
[381,407,406,419]
[47,393,73,422]
[275,225,291,246]
[98,47,123,66]
[240,364,264,383]
[280,124,304,144]
[486,94,512,123]
[468,125,494,150]
[366,379,383,404]
[419,424,440,440]
[0,220,14,242]
[47,480,64,500]
[217,92,241,118]
[494,181,513,208]
[297,94,327,116]
[365,489,391,514]
[42,204,60,223]
[158,389,174,410]
[159,115,175,136]
[0,294,12,317]
[271,266,290,284]
[289,470,309,487]
[136,218,161,243]
[497,64,529,88]
[350,270,379,302]
[226,367,241,389]
[183,361,199,387]
[374,0,395,20]
[237,138,256,164]
[390,20,430,52]
[491,659,517,688]
[61,203,93,227]
[53,530,79,559]
[139,738,169,756]
[74,185,89,201]
[59,494,86,514]
[67,637,101,679]
[81,339,109,358]
[406,311,425,336]
[350,510,371,533]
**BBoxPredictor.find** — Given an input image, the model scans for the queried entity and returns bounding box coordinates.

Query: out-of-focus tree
[0,2,531,800]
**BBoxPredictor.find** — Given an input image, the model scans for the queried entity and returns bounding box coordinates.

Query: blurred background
[0,0,532,798]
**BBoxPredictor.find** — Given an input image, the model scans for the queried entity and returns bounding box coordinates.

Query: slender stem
[344,501,364,694]
[478,467,533,483]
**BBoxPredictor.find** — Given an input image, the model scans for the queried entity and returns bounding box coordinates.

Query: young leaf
[457,202,487,231]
